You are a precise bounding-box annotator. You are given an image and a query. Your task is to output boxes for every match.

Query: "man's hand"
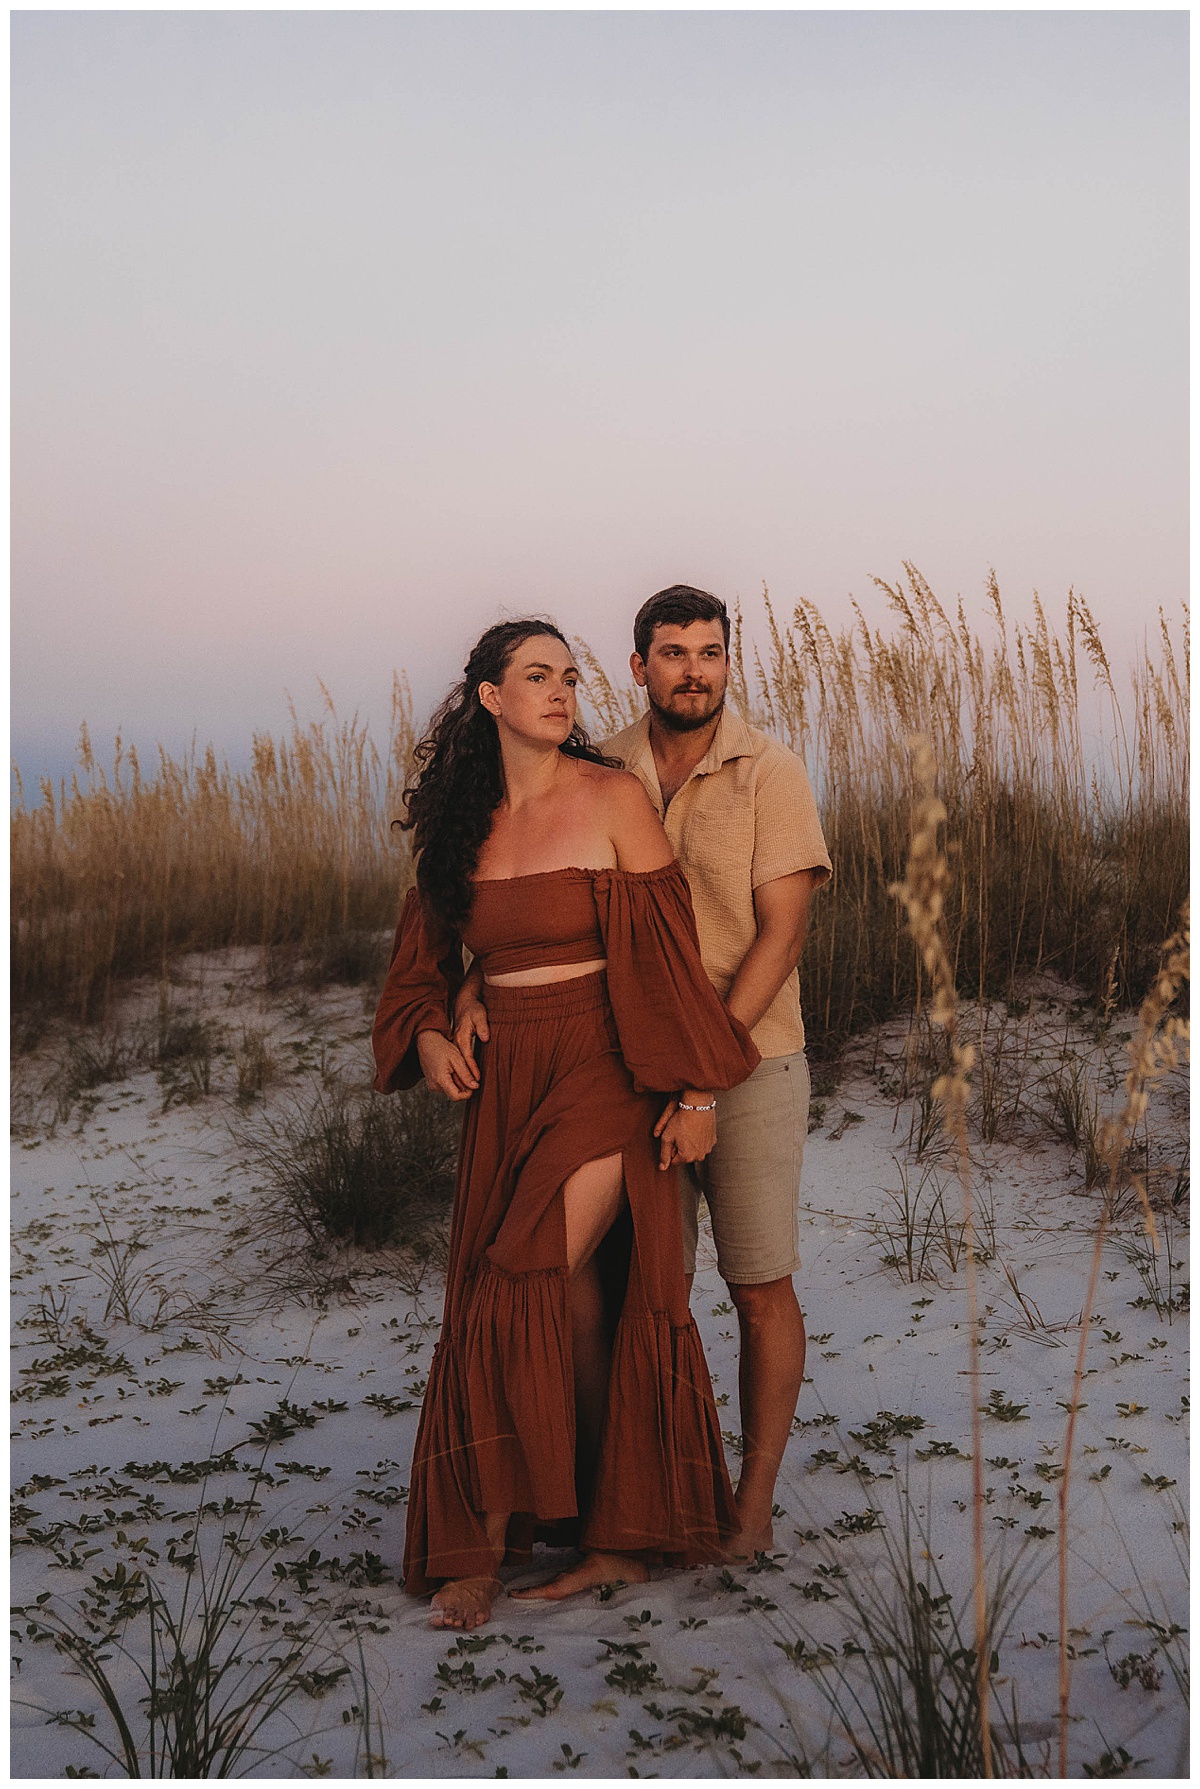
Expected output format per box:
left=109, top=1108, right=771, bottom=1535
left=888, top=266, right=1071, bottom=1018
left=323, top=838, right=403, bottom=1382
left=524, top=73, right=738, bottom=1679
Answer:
left=654, top=1092, right=717, bottom=1170
left=417, top=1029, right=479, bottom=1101
left=453, top=965, right=490, bottom=1059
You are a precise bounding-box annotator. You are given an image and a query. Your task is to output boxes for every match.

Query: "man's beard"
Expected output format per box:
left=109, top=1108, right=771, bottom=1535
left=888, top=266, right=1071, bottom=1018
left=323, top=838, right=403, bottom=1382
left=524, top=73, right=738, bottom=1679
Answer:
left=647, top=688, right=726, bottom=734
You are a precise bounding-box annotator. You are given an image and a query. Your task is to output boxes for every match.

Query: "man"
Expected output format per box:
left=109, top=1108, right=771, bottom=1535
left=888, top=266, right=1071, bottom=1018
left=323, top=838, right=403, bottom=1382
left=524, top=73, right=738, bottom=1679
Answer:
left=608, top=585, right=831, bottom=1555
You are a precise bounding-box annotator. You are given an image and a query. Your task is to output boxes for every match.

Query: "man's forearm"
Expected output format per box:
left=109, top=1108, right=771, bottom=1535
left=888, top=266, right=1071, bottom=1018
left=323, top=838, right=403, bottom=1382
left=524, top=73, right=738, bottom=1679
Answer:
left=455, top=958, right=485, bottom=1015
left=724, top=923, right=809, bottom=1035
left=722, top=869, right=817, bottom=1036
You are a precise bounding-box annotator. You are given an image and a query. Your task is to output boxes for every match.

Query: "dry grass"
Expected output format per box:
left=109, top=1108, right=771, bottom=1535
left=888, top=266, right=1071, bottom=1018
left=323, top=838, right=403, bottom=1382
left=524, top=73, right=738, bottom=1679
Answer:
left=241, top=1077, right=460, bottom=1253
left=887, top=733, right=992, bottom=1775
left=1055, top=904, right=1190, bottom=1774
left=12, top=573, right=1188, bottom=1052
left=886, top=737, right=1189, bottom=1778
left=11, top=679, right=417, bottom=1027
left=586, top=568, right=1188, bottom=1056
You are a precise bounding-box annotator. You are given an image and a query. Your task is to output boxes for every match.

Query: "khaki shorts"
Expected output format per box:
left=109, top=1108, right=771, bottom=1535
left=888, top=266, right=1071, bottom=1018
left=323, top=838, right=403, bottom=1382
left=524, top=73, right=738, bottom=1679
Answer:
left=680, top=1051, right=809, bottom=1285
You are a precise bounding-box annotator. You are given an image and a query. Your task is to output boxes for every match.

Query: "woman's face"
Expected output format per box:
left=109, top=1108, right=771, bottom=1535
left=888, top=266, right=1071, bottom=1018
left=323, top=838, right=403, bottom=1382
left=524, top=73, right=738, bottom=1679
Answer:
left=478, top=633, right=579, bottom=745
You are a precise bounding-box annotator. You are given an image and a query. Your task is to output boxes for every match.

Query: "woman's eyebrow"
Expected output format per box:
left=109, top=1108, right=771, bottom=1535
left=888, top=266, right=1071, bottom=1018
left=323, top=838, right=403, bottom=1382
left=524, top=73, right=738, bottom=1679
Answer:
left=524, top=661, right=579, bottom=675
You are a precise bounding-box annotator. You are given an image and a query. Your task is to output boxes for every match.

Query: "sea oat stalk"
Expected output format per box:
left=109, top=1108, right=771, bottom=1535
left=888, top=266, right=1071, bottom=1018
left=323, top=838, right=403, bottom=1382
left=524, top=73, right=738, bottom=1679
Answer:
left=1056, top=903, right=1190, bottom=1776
left=888, top=733, right=992, bottom=1777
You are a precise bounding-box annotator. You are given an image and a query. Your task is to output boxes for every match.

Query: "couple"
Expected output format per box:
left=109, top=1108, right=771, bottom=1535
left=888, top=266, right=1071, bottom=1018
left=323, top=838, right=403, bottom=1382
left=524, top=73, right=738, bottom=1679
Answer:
left=372, top=585, right=831, bottom=1630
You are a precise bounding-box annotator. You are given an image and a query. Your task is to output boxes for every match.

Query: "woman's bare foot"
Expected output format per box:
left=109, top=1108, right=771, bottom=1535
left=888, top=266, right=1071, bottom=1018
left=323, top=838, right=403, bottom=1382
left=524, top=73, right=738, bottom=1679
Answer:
left=723, top=1518, right=773, bottom=1562
left=429, top=1576, right=503, bottom=1630
left=511, top=1551, right=650, bottom=1602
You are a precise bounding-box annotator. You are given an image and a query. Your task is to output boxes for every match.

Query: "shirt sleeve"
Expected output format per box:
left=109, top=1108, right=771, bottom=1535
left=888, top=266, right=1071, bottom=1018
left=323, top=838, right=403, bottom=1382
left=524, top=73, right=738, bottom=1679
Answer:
left=750, top=747, right=833, bottom=890
left=371, top=887, right=465, bottom=1093
left=593, top=863, right=760, bottom=1094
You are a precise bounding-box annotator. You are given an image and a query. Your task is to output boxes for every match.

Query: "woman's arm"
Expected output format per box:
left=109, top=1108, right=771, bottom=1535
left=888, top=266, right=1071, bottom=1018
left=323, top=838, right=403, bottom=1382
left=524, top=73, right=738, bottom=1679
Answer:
left=606, top=773, right=720, bottom=1163
left=372, top=887, right=468, bottom=1094
left=603, top=773, right=718, bottom=1158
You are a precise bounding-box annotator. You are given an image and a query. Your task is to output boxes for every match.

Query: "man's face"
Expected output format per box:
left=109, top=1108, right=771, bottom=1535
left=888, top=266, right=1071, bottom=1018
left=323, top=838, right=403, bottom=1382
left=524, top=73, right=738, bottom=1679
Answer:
left=631, top=619, right=729, bottom=733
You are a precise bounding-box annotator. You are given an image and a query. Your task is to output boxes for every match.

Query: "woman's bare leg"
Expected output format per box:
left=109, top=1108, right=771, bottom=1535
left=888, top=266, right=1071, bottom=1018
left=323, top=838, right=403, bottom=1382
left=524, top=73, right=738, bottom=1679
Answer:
left=570, top=1252, right=609, bottom=1492
left=512, top=1153, right=650, bottom=1602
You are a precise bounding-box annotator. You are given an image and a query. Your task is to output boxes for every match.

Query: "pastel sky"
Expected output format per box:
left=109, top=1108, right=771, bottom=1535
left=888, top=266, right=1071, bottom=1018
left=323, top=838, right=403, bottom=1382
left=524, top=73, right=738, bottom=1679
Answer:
left=12, top=10, right=1188, bottom=784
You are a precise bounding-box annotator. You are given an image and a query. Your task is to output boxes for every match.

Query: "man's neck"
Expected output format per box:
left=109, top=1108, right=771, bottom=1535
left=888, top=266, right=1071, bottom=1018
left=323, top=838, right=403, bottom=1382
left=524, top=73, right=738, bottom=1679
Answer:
left=647, top=707, right=723, bottom=809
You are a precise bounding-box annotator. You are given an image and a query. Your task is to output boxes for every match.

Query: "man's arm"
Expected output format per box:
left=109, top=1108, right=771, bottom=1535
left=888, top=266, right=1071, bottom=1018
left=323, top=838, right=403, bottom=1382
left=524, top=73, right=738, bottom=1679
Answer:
left=724, top=868, right=819, bottom=1034
left=452, top=960, right=489, bottom=1060
left=656, top=867, right=820, bottom=1167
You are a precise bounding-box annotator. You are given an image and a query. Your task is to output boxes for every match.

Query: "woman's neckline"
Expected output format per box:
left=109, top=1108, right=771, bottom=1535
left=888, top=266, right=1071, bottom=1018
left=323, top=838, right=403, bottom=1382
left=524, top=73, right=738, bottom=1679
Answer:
left=472, top=862, right=678, bottom=887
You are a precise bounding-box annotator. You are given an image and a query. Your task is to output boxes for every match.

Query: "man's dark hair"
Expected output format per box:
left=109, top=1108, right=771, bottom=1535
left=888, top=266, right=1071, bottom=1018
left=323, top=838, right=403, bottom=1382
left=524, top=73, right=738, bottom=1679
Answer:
left=633, top=585, right=730, bottom=662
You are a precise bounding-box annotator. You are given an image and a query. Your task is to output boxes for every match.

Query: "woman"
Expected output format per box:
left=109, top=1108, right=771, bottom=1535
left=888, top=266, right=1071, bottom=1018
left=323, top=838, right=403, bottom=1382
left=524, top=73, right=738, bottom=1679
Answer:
left=372, top=618, right=759, bottom=1630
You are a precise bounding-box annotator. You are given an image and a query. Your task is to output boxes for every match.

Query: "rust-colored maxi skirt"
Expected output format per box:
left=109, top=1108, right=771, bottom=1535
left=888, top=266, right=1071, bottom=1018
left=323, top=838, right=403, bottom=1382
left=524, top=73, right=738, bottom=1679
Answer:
left=403, top=968, right=739, bottom=1594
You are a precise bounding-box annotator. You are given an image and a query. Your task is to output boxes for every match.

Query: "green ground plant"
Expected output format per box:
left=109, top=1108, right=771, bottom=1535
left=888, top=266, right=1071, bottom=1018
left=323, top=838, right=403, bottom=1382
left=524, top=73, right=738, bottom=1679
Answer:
left=12, top=1459, right=364, bottom=1778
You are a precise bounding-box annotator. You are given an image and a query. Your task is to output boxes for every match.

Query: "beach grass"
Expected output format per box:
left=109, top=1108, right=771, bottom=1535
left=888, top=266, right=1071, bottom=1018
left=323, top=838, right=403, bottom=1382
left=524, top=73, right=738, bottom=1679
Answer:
left=13, top=572, right=1185, bottom=1062
left=586, top=568, right=1188, bottom=1056
left=11, top=678, right=418, bottom=1028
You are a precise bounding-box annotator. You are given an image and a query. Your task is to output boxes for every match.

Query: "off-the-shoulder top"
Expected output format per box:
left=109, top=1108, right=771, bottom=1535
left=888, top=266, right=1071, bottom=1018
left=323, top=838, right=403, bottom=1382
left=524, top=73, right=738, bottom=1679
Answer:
left=371, top=862, right=760, bottom=1096
left=464, top=870, right=604, bottom=977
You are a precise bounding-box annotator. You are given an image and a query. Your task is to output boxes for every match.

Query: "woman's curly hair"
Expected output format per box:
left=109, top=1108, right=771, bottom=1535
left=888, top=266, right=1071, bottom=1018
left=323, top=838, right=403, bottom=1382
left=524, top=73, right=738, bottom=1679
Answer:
left=401, top=618, right=617, bottom=931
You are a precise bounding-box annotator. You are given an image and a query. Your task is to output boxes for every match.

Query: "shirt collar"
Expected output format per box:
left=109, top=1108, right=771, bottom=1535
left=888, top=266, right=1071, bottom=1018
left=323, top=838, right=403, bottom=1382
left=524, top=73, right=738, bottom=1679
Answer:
left=694, top=706, right=754, bottom=776
left=623, top=705, right=753, bottom=782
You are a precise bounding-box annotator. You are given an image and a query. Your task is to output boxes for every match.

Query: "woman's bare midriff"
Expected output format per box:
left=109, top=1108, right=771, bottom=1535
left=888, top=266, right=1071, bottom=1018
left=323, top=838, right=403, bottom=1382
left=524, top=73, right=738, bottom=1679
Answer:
left=484, top=958, right=607, bottom=988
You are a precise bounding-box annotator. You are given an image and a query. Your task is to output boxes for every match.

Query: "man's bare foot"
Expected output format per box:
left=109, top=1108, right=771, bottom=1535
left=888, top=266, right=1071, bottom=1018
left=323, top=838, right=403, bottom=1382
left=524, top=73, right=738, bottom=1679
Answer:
left=510, top=1551, right=650, bottom=1602
left=429, top=1576, right=503, bottom=1629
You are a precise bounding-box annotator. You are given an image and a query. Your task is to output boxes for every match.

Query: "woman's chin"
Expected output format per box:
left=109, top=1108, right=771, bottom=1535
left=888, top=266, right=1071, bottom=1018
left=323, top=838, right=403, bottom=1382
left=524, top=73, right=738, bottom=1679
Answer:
left=502, top=716, right=575, bottom=748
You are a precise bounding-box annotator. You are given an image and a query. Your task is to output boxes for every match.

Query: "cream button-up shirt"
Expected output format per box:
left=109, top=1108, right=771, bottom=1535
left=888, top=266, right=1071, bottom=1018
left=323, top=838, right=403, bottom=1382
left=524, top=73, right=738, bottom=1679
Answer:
left=606, top=708, right=832, bottom=1058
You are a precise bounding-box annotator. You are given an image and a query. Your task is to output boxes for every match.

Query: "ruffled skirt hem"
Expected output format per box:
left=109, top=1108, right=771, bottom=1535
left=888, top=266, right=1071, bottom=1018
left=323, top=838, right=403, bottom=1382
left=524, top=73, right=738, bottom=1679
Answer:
left=402, top=1264, right=738, bottom=1594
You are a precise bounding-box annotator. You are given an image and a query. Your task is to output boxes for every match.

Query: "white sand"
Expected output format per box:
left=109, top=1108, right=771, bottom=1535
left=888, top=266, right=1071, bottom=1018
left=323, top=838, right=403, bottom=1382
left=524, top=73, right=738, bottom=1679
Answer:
left=11, top=955, right=1188, bottom=1778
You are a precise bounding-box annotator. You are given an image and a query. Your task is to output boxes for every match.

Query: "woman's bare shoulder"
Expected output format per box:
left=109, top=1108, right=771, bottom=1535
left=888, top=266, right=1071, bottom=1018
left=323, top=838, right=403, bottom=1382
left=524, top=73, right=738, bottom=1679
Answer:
left=571, top=759, right=645, bottom=804
left=582, top=765, right=673, bottom=871
left=572, top=758, right=634, bottom=786
left=575, top=760, right=655, bottom=811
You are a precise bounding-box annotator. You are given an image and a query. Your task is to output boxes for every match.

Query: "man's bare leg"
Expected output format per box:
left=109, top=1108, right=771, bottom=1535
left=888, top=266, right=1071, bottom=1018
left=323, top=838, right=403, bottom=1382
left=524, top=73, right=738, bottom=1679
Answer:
left=512, top=1154, right=649, bottom=1602
left=430, top=1509, right=509, bottom=1629
left=727, top=1275, right=806, bottom=1555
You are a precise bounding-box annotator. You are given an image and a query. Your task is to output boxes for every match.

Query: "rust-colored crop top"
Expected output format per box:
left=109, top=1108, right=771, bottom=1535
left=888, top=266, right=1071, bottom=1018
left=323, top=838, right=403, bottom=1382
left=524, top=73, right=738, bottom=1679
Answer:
left=463, top=869, right=606, bottom=977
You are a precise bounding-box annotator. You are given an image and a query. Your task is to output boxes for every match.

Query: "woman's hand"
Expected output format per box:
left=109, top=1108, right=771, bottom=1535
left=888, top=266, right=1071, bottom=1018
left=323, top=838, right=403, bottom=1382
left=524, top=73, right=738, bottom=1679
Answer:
left=654, top=1093, right=717, bottom=1170
left=453, top=967, right=490, bottom=1059
left=417, top=1029, right=479, bottom=1101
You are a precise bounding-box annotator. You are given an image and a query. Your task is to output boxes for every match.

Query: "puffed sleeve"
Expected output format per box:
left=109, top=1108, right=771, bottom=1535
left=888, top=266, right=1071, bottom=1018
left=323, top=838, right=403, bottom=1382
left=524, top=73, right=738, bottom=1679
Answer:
left=593, top=862, right=760, bottom=1094
left=371, top=887, right=465, bottom=1093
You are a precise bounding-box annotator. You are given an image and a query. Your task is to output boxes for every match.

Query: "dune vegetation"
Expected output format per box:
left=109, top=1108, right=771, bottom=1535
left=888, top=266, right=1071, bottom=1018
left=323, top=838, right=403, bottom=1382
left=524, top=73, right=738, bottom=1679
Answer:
left=11, top=568, right=1189, bottom=1052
